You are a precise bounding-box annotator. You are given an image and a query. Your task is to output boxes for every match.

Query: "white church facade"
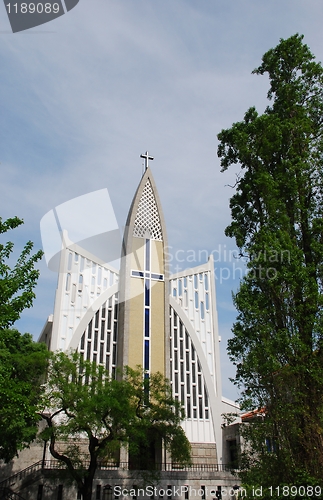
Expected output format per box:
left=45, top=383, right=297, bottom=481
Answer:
left=0, top=153, right=241, bottom=499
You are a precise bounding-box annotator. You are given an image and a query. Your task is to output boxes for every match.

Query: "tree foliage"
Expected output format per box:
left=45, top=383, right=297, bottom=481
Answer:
left=0, top=216, right=43, bottom=329
left=0, top=328, right=48, bottom=462
left=0, top=216, right=47, bottom=462
left=39, top=353, right=191, bottom=500
left=124, top=366, right=191, bottom=469
left=217, top=34, right=323, bottom=488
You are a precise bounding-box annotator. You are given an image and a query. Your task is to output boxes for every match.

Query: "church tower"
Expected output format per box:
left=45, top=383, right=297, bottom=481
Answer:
left=118, top=153, right=169, bottom=378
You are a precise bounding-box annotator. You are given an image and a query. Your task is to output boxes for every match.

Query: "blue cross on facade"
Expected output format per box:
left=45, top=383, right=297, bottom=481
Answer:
left=131, top=238, right=164, bottom=373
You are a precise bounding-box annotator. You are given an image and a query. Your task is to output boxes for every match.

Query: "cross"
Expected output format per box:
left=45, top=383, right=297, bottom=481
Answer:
left=140, top=151, right=154, bottom=170
left=131, top=240, right=164, bottom=373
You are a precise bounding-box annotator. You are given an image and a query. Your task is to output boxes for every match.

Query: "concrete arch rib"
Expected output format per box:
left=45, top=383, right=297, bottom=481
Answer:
left=169, top=296, right=222, bottom=457
left=67, top=284, right=119, bottom=351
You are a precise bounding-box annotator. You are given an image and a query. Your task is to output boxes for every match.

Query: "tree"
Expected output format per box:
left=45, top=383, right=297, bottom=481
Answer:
left=217, top=34, right=323, bottom=489
left=0, top=216, right=43, bottom=328
left=0, top=216, right=47, bottom=462
left=39, top=353, right=191, bottom=500
left=124, top=366, right=191, bottom=470
left=0, top=329, right=48, bottom=462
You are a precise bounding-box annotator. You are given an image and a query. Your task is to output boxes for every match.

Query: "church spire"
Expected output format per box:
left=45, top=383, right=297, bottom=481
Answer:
left=117, top=154, right=169, bottom=378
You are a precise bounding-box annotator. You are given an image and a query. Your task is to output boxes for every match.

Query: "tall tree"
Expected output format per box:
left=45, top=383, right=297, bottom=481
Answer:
left=0, top=216, right=43, bottom=328
left=217, top=34, right=323, bottom=487
left=39, top=353, right=190, bottom=500
left=0, top=216, right=47, bottom=461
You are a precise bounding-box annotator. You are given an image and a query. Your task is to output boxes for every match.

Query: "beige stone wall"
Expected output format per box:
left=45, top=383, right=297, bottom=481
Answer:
left=128, top=237, right=145, bottom=368
left=128, top=281, right=144, bottom=368
left=152, top=240, right=164, bottom=274
left=126, top=238, right=166, bottom=375
left=190, top=443, right=217, bottom=465
left=131, top=238, right=145, bottom=271
left=0, top=440, right=44, bottom=482
left=151, top=281, right=165, bottom=375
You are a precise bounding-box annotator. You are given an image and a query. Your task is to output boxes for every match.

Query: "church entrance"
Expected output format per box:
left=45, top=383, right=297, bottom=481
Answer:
left=129, top=432, right=162, bottom=470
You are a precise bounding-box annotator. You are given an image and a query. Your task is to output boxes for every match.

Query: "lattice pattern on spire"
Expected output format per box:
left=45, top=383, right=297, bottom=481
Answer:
left=133, top=180, right=163, bottom=240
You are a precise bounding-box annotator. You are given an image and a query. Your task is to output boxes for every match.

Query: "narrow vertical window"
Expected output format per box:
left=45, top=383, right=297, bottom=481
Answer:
left=78, top=274, right=83, bottom=292
left=173, top=329, right=177, bottom=348
left=71, top=284, right=76, bottom=303
left=145, top=239, right=150, bottom=271
left=204, top=387, right=209, bottom=407
left=178, top=279, right=182, bottom=296
left=200, top=301, right=205, bottom=320
left=145, top=309, right=150, bottom=337
left=144, top=340, right=150, bottom=370
left=199, top=398, right=203, bottom=419
left=187, top=396, right=191, bottom=418
left=100, top=343, right=104, bottom=364
left=88, top=320, right=92, bottom=339
left=145, top=279, right=150, bottom=306
left=181, top=384, right=185, bottom=404
left=113, top=321, right=118, bottom=342
left=186, top=374, right=190, bottom=393
left=87, top=341, right=91, bottom=361
left=101, top=321, right=105, bottom=340
left=67, top=253, right=72, bottom=271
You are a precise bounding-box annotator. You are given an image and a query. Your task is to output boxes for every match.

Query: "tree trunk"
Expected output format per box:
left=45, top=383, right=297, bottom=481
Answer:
left=81, top=478, right=94, bottom=500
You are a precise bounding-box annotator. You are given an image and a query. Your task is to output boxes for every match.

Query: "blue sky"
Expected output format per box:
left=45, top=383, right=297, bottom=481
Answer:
left=1, top=0, right=323, bottom=400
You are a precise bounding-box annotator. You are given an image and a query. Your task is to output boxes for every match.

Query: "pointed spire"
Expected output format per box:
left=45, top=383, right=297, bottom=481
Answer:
left=133, top=179, right=163, bottom=240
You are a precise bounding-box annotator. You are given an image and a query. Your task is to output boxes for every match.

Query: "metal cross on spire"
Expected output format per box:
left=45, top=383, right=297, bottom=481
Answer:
left=140, top=151, right=154, bottom=170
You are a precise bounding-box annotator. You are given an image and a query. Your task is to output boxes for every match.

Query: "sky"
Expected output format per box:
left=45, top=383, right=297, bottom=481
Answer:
left=1, top=0, right=323, bottom=401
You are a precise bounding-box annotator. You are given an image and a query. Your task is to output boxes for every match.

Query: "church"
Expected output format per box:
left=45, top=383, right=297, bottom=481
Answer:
left=0, top=153, right=241, bottom=499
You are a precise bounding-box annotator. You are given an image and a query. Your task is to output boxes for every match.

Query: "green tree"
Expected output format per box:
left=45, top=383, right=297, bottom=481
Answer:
left=0, top=329, right=48, bottom=462
left=217, top=34, right=323, bottom=489
left=124, top=366, right=191, bottom=470
left=0, top=216, right=47, bottom=462
left=39, top=353, right=191, bottom=500
left=0, top=216, right=43, bottom=328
